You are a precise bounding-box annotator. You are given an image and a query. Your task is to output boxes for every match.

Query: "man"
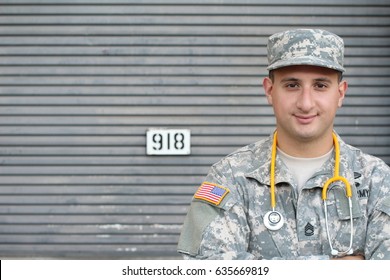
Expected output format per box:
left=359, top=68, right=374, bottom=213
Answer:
left=177, top=29, right=390, bottom=260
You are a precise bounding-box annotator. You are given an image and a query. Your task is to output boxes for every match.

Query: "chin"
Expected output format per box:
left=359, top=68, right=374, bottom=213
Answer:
left=292, top=129, right=320, bottom=141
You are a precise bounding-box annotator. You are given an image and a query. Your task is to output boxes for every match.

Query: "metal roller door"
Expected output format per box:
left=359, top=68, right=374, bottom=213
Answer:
left=0, top=0, right=389, bottom=259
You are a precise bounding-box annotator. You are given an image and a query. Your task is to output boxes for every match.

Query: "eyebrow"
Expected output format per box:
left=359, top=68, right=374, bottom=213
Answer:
left=313, top=77, right=333, bottom=83
left=280, top=77, right=300, bottom=83
left=280, top=77, right=333, bottom=83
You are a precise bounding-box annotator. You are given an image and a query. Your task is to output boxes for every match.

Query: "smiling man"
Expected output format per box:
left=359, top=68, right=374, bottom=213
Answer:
left=177, top=29, right=390, bottom=260
left=263, top=65, right=346, bottom=158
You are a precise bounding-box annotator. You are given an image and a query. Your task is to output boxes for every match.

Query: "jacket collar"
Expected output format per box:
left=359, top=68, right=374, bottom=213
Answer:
left=244, top=132, right=357, bottom=188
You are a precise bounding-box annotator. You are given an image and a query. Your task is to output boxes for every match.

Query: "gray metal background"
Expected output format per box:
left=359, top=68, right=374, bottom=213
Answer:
left=0, top=0, right=389, bottom=259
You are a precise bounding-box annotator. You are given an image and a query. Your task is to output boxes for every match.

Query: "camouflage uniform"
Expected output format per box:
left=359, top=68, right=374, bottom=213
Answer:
left=177, top=134, right=390, bottom=259
left=177, top=29, right=390, bottom=259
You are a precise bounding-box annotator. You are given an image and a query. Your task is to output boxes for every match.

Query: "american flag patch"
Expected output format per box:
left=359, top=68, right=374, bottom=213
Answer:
left=194, top=182, right=229, bottom=205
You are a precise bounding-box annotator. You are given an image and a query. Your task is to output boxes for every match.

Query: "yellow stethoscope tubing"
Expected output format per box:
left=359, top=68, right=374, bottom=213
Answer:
left=270, top=131, right=278, bottom=210
left=270, top=131, right=353, bottom=205
left=321, top=133, right=354, bottom=256
left=322, top=133, right=352, bottom=199
left=270, top=131, right=354, bottom=256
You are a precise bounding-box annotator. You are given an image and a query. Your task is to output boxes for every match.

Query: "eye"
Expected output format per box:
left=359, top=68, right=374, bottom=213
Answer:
left=314, top=82, right=328, bottom=89
left=285, top=82, right=300, bottom=89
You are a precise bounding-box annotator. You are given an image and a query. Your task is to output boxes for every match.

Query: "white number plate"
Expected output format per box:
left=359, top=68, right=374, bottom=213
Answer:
left=146, top=129, right=191, bottom=155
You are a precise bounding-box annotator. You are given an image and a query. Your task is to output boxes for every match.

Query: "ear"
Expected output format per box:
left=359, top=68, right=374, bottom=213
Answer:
left=263, top=77, right=274, bottom=105
left=337, top=80, right=348, bottom=107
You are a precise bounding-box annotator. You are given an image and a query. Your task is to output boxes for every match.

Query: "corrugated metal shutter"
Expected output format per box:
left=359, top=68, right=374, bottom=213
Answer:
left=0, top=0, right=389, bottom=259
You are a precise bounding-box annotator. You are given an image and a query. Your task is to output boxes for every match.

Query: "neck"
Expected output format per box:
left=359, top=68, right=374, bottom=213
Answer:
left=275, top=131, right=334, bottom=158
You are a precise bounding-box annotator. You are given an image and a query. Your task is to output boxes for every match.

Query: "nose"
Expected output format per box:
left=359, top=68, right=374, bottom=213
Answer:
left=296, top=86, right=315, bottom=112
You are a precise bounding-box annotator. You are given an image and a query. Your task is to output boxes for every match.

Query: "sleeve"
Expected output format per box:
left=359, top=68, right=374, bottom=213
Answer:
left=365, top=197, right=390, bottom=259
left=177, top=199, right=330, bottom=260
left=365, top=173, right=390, bottom=260
left=177, top=200, right=255, bottom=260
left=177, top=163, right=256, bottom=260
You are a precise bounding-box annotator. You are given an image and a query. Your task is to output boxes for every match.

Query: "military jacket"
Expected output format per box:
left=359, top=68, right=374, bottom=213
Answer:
left=177, top=134, right=390, bottom=260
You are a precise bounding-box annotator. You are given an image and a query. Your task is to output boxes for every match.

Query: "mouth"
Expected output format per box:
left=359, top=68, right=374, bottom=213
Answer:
left=294, top=114, right=317, bottom=124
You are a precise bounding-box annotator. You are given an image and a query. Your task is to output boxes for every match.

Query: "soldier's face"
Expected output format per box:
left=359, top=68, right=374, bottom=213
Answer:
left=263, top=65, right=347, bottom=149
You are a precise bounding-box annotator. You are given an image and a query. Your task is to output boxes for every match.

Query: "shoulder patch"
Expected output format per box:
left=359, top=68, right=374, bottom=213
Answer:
left=194, top=182, right=230, bottom=206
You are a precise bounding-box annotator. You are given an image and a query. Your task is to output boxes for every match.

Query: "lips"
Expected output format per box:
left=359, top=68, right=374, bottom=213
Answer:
left=294, top=114, right=317, bottom=124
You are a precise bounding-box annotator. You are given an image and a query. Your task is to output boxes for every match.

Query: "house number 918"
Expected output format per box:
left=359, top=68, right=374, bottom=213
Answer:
left=146, top=129, right=191, bottom=155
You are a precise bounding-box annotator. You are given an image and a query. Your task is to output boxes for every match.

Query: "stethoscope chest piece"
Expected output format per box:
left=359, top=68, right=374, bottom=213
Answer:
left=264, top=210, right=284, bottom=231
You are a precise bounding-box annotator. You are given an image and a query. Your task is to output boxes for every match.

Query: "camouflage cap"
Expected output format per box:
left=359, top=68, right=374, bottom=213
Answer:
left=267, top=29, right=345, bottom=72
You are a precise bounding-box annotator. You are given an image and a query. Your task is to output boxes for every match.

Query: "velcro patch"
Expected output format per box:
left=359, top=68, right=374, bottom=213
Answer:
left=194, top=182, right=229, bottom=206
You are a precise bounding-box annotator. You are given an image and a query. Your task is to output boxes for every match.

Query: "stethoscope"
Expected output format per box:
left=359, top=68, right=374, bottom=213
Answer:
left=263, top=131, right=354, bottom=257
